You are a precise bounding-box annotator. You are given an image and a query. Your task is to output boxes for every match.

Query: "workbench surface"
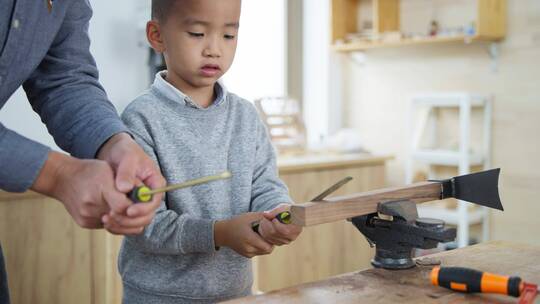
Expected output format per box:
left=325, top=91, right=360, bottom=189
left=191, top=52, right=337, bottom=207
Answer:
left=229, top=241, right=540, bottom=303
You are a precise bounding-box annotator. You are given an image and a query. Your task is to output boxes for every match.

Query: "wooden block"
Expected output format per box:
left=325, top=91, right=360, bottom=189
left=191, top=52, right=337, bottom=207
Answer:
left=290, top=181, right=442, bottom=226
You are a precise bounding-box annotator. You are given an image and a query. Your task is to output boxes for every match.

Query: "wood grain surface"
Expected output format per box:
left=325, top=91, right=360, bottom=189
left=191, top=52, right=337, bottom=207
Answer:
left=290, top=181, right=442, bottom=226
left=230, top=241, right=540, bottom=304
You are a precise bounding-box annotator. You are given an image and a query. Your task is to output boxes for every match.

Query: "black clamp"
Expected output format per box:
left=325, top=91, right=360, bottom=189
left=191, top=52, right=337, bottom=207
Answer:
left=351, top=200, right=456, bottom=270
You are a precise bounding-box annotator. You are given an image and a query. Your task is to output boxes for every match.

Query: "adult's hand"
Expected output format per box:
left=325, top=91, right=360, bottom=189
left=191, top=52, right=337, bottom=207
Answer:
left=97, top=133, right=166, bottom=235
left=31, top=151, right=130, bottom=229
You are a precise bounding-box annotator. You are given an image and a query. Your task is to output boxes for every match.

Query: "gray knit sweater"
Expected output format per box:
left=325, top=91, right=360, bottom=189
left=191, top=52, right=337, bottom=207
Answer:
left=118, top=79, right=291, bottom=303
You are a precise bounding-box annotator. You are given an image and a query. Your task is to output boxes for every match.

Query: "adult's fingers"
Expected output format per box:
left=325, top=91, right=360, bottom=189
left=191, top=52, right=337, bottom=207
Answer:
left=109, top=211, right=154, bottom=228
left=102, top=214, right=145, bottom=235
left=126, top=196, right=161, bottom=217
left=139, top=164, right=166, bottom=190
left=102, top=185, right=132, bottom=214
left=114, top=156, right=137, bottom=193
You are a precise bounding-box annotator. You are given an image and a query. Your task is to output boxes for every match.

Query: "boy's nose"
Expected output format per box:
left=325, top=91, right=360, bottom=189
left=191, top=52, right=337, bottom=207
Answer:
left=203, top=41, right=221, bottom=58
left=203, top=48, right=220, bottom=58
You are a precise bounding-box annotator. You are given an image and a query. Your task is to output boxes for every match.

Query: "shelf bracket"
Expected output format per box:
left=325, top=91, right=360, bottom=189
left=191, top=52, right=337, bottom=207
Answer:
left=487, top=42, right=499, bottom=73
left=350, top=51, right=367, bottom=65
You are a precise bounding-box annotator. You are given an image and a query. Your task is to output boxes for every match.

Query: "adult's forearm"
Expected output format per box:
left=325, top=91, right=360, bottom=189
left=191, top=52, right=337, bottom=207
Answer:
left=0, top=124, right=50, bottom=192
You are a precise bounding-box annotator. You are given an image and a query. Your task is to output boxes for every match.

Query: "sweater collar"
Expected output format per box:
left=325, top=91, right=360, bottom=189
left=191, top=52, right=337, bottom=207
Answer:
left=153, top=71, right=227, bottom=109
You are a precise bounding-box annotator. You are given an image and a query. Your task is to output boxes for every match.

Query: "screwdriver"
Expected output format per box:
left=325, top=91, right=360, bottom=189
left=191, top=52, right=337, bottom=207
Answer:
left=431, top=266, right=539, bottom=301
left=128, top=171, right=232, bottom=203
left=251, top=176, right=353, bottom=233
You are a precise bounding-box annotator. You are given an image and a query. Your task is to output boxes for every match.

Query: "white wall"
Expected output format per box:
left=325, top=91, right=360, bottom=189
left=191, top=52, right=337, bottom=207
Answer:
left=0, top=1, right=149, bottom=151
left=0, top=0, right=287, bottom=153
left=223, top=0, right=286, bottom=102
left=302, top=0, right=331, bottom=145
left=341, top=0, right=540, bottom=244
left=301, top=0, right=346, bottom=147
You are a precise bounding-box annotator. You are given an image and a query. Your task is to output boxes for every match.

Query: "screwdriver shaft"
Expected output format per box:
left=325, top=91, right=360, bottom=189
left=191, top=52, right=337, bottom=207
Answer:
left=146, top=171, right=232, bottom=195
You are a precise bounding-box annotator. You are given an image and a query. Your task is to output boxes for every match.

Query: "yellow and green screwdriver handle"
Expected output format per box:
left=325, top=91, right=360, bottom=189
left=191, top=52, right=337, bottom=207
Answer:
left=251, top=211, right=292, bottom=233
left=128, top=171, right=232, bottom=203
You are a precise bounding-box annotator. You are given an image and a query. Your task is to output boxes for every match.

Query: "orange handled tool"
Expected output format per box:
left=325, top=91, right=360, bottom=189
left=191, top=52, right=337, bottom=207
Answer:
left=431, top=266, right=539, bottom=304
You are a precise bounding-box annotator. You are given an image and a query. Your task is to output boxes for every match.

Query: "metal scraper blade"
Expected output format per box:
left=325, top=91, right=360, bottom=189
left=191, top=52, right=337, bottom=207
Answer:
left=450, top=168, right=503, bottom=211
left=311, top=176, right=353, bottom=202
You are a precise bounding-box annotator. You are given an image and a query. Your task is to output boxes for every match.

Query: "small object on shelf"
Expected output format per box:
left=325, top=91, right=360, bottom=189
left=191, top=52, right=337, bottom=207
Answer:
left=345, top=31, right=377, bottom=43
left=465, top=21, right=476, bottom=36
left=381, top=31, right=402, bottom=43
left=429, top=20, right=439, bottom=36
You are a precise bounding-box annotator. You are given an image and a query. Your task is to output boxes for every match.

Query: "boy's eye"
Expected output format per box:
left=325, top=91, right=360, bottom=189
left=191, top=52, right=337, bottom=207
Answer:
left=224, top=34, right=236, bottom=40
left=187, top=32, right=204, bottom=38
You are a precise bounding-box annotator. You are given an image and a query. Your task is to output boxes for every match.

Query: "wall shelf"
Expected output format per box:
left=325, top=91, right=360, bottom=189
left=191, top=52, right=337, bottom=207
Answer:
left=331, top=0, right=506, bottom=52
left=333, top=34, right=502, bottom=52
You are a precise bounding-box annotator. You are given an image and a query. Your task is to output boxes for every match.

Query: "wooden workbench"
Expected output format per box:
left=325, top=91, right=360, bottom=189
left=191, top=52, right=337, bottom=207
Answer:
left=230, top=241, right=540, bottom=303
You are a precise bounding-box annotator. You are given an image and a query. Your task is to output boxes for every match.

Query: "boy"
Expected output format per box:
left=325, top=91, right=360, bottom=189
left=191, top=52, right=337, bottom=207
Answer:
left=116, top=0, right=302, bottom=303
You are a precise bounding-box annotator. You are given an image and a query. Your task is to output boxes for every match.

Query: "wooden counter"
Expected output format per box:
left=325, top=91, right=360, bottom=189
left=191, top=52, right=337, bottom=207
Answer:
left=0, top=192, right=122, bottom=304
left=0, top=153, right=390, bottom=304
left=231, top=241, right=540, bottom=303
left=277, top=153, right=391, bottom=174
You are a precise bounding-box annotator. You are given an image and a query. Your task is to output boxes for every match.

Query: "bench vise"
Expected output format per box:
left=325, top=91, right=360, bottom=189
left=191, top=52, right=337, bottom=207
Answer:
left=351, top=200, right=456, bottom=270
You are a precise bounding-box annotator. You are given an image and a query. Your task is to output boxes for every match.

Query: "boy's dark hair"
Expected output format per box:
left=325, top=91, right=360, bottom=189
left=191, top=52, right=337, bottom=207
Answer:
left=151, top=0, right=177, bottom=21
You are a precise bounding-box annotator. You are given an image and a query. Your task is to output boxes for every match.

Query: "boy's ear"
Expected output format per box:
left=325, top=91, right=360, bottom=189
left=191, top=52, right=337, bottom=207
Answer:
left=147, top=20, right=165, bottom=53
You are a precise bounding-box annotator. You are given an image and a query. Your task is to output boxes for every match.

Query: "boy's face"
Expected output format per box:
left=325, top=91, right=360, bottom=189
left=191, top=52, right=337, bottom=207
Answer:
left=151, top=0, right=241, bottom=90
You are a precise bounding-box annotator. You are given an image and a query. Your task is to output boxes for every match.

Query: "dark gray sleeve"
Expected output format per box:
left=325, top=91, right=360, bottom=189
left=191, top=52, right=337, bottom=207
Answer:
left=249, top=114, right=292, bottom=212
left=0, top=123, right=50, bottom=192
left=122, top=108, right=217, bottom=255
left=22, top=0, right=128, bottom=160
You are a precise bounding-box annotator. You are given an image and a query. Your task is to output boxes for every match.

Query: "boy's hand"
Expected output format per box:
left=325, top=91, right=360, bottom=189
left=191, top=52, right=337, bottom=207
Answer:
left=258, top=204, right=302, bottom=246
left=214, top=213, right=274, bottom=258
